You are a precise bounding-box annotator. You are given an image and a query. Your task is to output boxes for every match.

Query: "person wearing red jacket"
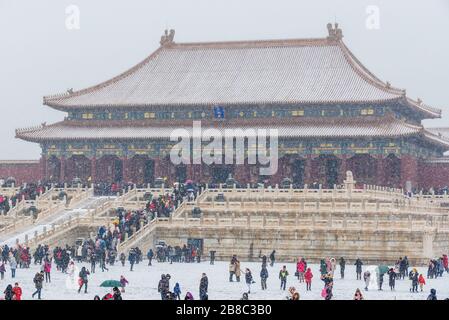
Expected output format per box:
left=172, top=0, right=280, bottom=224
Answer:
left=418, top=274, right=426, bottom=292
left=12, top=283, right=22, bottom=300
left=304, top=268, right=313, bottom=291
left=443, top=254, right=449, bottom=273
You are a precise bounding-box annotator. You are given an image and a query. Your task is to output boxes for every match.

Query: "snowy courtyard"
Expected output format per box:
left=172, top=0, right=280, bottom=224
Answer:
left=1, top=260, right=448, bottom=300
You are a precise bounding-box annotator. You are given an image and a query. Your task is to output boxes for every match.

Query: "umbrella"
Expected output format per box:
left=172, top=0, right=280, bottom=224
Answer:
left=377, top=265, right=389, bottom=275
left=100, top=280, right=122, bottom=288
left=185, top=180, right=193, bottom=184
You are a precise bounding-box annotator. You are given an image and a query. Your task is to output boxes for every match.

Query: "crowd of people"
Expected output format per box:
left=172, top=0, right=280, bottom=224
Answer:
left=0, top=182, right=50, bottom=215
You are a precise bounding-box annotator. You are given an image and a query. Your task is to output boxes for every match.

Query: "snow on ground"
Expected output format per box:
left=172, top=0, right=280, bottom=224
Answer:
left=0, top=196, right=113, bottom=247
left=2, top=260, right=448, bottom=300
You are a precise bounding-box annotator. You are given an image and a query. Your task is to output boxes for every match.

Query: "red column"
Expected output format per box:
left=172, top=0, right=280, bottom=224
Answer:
left=376, top=155, right=384, bottom=187
left=60, top=156, right=66, bottom=183
left=122, top=157, right=129, bottom=183
left=400, top=155, right=418, bottom=191
left=304, top=155, right=312, bottom=185
left=154, top=158, right=162, bottom=179
left=41, top=155, right=47, bottom=182
left=338, top=155, right=347, bottom=184
left=91, top=157, right=96, bottom=184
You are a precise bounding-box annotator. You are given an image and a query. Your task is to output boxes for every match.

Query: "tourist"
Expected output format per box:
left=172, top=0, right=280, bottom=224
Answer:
left=418, top=273, right=426, bottom=292
left=32, top=271, right=44, bottom=299
left=9, top=256, right=17, bottom=278
left=260, top=264, right=268, bottom=290
left=147, top=249, right=154, bottom=266
left=377, top=271, right=384, bottom=291
left=241, top=292, right=249, bottom=300
left=269, top=250, right=276, bottom=267
left=387, top=268, right=396, bottom=291
left=210, top=250, right=216, bottom=265
left=78, top=267, right=90, bottom=294
left=0, top=261, right=5, bottom=280
left=112, top=287, right=122, bottom=300
left=427, top=288, right=437, bottom=300
left=44, top=258, right=51, bottom=283
left=184, top=291, right=194, bottom=300
left=304, top=268, right=313, bottom=291
left=296, top=258, right=306, bottom=282
left=279, top=265, right=289, bottom=291
left=244, top=268, right=254, bottom=294
left=199, top=273, right=208, bottom=300
left=12, top=282, right=22, bottom=300
left=409, top=268, right=419, bottom=293
left=319, top=259, right=328, bottom=275
left=4, top=284, right=13, bottom=300
left=235, top=260, right=241, bottom=282
left=353, top=288, right=363, bottom=300
left=173, top=282, right=181, bottom=300
left=120, top=252, right=126, bottom=267
left=158, top=274, right=169, bottom=300
left=354, top=258, right=363, bottom=280
left=119, top=275, right=129, bottom=293
left=339, top=257, right=346, bottom=279
left=229, top=257, right=236, bottom=282
left=128, top=248, right=137, bottom=271
left=363, top=270, right=371, bottom=291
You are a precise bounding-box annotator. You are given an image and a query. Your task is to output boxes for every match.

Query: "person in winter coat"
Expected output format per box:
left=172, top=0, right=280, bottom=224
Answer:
left=354, top=258, right=363, bottom=280
left=323, top=281, right=333, bottom=300
left=339, top=257, right=346, bottom=279
left=184, top=291, right=194, bottom=300
left=0, top=262, right=5, bottom=280
left=32, top=271, right=44, bottom=299
left=304, top=268, right=313, bottom=291
left=427, top=288, right=437, bottom=300
left=241, top=292, right=249, bottom=300
left=158, top=274, right=170, bottom=300
left=4, top=284, right=13, bottom=300
left=173, top=282, right=181, bottom=300
left=296, top=258, right=306, bottom=282
left=363, top=270, right=371, bottom=291
left=147, top=249, right=154, bottom=266
left=260, top=264, right=268, bottom=290
left=199, top=273, right=208, bottom=300
left=44, top=259, right=51, bottom=283
left=119, top=275, right=129, bottom=293
left=269, top=250, right=276, bottom=267
left=279, top=266, right=289, bottom=291
left=353, top=288, right=363, bottom=300
left=12, top=282, right=22, bottom=300
left=409, top=268, right=419, bottom=293
left=78, top=267, right=90, bottom=294
left=235, top=260, right=241, bottom=282
left=387, top=268, right=396, bottom=291
left=120, top=253, right=126, bottom=267
left=9, top=257, right=17, bottom=278
left=244, top=268, right=254, bottom=294
left=418, top=274, right=426, bottom=292
left=128, top=249, right=136, bottom=271
left=112, top=287, right=122, bottom=300
left=319, top=259, right=327, bottom=275
left=229, top=259, right=236, bottom=282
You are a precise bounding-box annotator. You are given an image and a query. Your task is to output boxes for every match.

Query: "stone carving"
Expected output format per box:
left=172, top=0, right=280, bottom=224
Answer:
left=327, top=22, right=343, bottom=41
left=160, top=29, right=175, bottom=46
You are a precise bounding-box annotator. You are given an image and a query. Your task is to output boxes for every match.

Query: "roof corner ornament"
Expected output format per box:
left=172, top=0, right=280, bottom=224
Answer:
left=160, top=29, right=175, bottom=46
left=417, top=98, right=422, bottom=105
left=401, top=89, right=407, bottom=96
left=385, top=81, right=391, bottom=88
left=67, top=88, right=74, bottom=95
left=41, top=122, right=47, bottom=127
left=327, top=22, right=343, bottom=41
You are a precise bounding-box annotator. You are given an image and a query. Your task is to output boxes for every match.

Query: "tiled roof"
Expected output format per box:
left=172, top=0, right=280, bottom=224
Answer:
left=16, top=118, right=425, bottom=142
left=42, top=27, right=441, bottom=118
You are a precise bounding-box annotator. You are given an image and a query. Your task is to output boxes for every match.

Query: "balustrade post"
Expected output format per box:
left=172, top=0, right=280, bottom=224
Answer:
left=311, top=213, right=315, bottom=227
left=43, top=226, right=47, bottom=236
left=343, top=213, right=347, bottom=228
left=25, top=234, right=29, bottom=246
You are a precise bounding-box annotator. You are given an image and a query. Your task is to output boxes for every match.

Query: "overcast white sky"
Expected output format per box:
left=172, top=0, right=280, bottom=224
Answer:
left=0, top=0, right=448, bottom=159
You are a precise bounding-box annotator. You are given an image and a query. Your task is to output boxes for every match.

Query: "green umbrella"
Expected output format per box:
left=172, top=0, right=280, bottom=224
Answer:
left=100, top=280, right=122, bottom=287
left=377, top=265, right=390, bottom=275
